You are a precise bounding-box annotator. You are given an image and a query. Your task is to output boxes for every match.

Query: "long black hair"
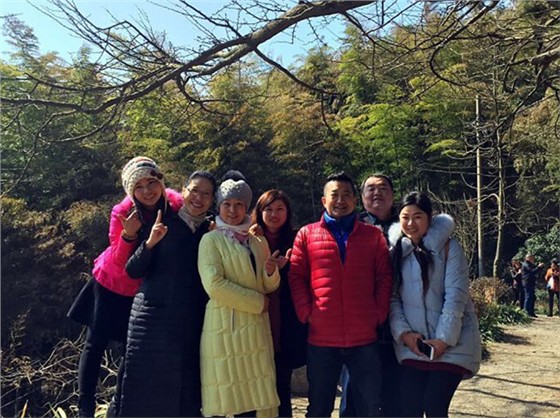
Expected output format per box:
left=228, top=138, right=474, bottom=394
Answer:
left=392, top=191, right=434, bottom=294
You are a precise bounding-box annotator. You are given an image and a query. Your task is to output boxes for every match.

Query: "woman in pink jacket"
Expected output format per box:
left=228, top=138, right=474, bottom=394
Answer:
left=68, top=156, right=183, bottom=417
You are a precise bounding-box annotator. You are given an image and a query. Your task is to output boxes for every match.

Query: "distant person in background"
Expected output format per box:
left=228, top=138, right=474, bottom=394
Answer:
left=545, top=259, right=560, bottom=317
left=67, top=157, right=183, bottom=418
left=251, top=189, right=308, bottom=417
left=119, top=170, right=216, bottom=417
left=198, top=173, right=281, bottom=418
left=521, top=254, right=544, bottom=318
left=509, top=259, right=523, bottom=308
left=340, top=173, right=400, bottom=418
left=389, top=192, right=481, bottom=418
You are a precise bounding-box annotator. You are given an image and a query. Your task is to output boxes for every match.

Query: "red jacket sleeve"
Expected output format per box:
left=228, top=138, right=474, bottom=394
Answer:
left=288, top=226, right=312, bottom=323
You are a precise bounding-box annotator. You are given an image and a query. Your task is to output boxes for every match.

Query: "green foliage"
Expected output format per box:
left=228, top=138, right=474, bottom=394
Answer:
left=477, top=303, right=504, bottom=343
left=510, top=99, right=560, bottom=231
left=2, top=15, right=40, bottom=65
left=515, top=224, right=560, bottom=264
left=338, top=26, right=379, bottom=106
left=337, top=103, right=422, bottom=193
left=297, top=45, right=338, bottom=94
left=1, top=196, right=111, bottom=348
left=495, top=304, right=531, bottom=325
left=425, top=139, right=463, bottom=157
left=263, top=70, right=346, bottom=224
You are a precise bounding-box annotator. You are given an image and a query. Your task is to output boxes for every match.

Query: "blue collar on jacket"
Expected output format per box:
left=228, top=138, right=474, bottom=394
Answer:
left=323, top=212, right=357, bottom=263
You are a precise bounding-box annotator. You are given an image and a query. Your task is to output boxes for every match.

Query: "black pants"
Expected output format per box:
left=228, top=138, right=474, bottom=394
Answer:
left=78, top=329, right=124, bottom=417
left=340, top=342, right=400, bottom=417
left=275, top=352, right=294, bottom=417
left=399, top=366, right=462, bottom=418
left=306, top=343, right=382, bottom=417
left=548, top=289, right=560, bottom=315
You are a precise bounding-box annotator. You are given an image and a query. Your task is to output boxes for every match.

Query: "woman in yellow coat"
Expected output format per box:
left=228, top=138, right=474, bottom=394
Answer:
left=198, top=173, right=281, bottom=418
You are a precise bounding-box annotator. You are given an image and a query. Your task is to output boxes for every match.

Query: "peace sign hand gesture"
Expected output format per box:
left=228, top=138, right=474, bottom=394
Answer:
left=265, top=249, right=292, bottom=276
left=117, top=210, right=142, bottom=239
left=145, top=210, right=168, bottom=250
left=276, top=248, right=292, bottom=270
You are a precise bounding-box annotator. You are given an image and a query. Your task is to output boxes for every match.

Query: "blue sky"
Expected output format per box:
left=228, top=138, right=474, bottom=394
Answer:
left=1, top=0, right=348, bottom=65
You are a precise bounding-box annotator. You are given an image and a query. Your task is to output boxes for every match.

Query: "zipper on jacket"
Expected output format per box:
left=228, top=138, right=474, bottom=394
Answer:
left=231, top=308, right=235, bottom=332
left=419, top=256, right=430, bottom=339
left=422, top=293, right=430, bottom=339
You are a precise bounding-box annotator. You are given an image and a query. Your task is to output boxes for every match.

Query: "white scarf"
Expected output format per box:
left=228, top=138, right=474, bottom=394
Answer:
left=215, top=215, right=252, bottom=246
left=178, top=206, right=207, bottom=233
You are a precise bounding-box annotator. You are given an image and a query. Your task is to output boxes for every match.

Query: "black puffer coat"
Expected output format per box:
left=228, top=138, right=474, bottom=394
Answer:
left=119, top=208, right=210, bottom=417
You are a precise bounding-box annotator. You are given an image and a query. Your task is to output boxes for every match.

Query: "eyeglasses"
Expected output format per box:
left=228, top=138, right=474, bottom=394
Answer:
left=186, top=187, right=213, bottom=200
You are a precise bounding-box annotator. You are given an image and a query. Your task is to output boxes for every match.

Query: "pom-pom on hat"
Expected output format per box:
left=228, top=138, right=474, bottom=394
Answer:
left=217, top=179, right=252, bottom=209
left=121, top=156, right=165, bottom=198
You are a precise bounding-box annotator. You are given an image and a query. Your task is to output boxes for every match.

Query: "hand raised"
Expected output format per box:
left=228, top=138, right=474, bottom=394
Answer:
left=117, top=210, right=142, bottom=238
left=276, top=248, right=292, bottom=270
left=249, top=223, right=263, bottom=236
left=145, top=210, right=168, bottom=250
left=265, top=250, right=281, bottom=276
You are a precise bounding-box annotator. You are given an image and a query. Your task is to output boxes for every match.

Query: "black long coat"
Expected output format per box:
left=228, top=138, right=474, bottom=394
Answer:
left=119, top=208, right=210, bottom=417
left=270, top=231, right=308, bottom=369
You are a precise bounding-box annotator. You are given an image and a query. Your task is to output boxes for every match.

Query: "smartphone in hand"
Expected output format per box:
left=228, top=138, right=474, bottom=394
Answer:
left=417, top=339, right=435, bottom=360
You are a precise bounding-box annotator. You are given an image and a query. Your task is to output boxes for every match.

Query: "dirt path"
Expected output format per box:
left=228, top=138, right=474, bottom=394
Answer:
left=449, top=315, right=560, bottom=417
left=291, top=316, right=560, bottom=417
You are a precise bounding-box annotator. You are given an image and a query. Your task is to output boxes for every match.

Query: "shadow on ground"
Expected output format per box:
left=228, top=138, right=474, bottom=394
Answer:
left=494, top=331, right=530, bottom=345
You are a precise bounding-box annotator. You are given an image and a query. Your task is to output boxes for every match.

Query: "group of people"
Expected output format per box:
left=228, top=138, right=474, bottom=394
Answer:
left=508, top=255, right=559, bottom=317
left=68, top=156, right=482, bottom=418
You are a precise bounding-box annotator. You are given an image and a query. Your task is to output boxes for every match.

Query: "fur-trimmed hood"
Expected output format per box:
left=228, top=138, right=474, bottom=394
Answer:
left=388, top=213, right=455, bottom=256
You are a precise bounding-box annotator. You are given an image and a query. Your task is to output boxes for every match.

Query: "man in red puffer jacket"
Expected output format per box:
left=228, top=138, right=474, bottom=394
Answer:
left=289, top=172, right=393, bottom=417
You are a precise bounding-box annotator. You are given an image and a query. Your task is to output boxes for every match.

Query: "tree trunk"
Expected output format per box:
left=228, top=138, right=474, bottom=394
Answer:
left=493, top=130, right=506, bottom=277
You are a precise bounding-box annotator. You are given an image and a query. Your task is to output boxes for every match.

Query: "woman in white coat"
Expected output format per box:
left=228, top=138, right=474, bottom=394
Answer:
left=198, top=173, right=281, bottom=418
left=389, top=192, right=481, bottom=418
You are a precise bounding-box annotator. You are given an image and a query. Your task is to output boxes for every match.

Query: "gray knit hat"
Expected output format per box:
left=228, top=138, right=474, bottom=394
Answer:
left=216, top=179, right=252, bottom=209
left=121, top=156, right=165, bottom=198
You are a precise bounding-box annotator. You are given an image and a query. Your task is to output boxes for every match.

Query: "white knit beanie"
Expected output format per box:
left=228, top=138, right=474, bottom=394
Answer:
left=216, top=179, right=252, bottom=209
left=121, top=156, right=165, bottom=198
